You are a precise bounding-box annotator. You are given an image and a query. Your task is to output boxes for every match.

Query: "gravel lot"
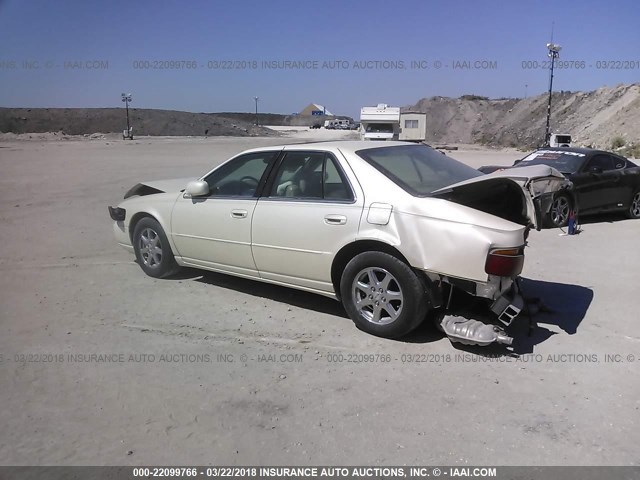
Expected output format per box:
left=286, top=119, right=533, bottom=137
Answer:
left=1, top=133, right=639, bottom=466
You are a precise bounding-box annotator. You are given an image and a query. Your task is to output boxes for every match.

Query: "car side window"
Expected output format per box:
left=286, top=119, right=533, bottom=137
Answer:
left=585, top=154, right=615, bottom=172
left=204, top=152, right=275, bottom=197
left=324, top=156, right=354, bottom=201
left=270, top=152, right=325, bottom=199
left=269, top=152, right=354, bottom=201
left=612, top=156, right=626, bottom=169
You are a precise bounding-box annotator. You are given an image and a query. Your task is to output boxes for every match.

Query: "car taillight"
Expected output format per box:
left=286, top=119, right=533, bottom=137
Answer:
left=485, top=247, right=524, bottom=277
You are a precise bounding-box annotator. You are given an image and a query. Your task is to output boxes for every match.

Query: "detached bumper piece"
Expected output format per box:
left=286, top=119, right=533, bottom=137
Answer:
left=490, top=289, right=524, bottom=326
left=108, top=206, right=126, bottom=222
left=440, top=316, right=513, bottom=346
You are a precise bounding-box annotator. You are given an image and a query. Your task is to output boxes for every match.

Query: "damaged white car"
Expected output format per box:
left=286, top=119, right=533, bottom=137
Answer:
left=108, top=142, right=570, bottom=345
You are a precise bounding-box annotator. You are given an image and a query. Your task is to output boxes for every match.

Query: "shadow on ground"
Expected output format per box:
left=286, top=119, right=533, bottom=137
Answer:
left=403, top=277, right=594, bottom=355
left=508, top=277, right=594, bottom=354
left=168, top=270, right=593, bottom=354
left=447, top=277, right=594, bottom=356
left=190, top=269, right=348, bottom=318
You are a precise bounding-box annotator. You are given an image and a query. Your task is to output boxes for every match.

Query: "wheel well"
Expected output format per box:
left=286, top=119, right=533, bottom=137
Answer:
left=554, top=189, right=577, bottom=211
left=330, top=240, right=410, bottom=299
left=128, top=212, right=157, bottom=243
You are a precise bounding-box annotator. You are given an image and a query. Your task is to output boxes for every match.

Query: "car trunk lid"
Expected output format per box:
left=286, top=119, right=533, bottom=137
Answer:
left=431, top=165, right=572, bottom=230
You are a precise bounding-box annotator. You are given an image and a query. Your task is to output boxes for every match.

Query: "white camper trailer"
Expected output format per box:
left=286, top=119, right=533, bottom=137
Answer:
left=360, top=104, right=400, bottom=140
left=399, top=112, right=427, bottom=142
left=325, top=119, right=351, bottom=129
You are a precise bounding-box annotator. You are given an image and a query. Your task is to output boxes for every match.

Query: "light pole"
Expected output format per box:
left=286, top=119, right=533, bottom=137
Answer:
left=544, top=43, right=561, bottom=146
left=121, top=93, right=132, bottom=139
left=253, top=96, right=259, bottom=126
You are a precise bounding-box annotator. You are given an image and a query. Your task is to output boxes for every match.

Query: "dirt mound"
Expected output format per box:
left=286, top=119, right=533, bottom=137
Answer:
left=0, top=108, right=279, bottom=137
left=405, top=83, right=640, bottom=149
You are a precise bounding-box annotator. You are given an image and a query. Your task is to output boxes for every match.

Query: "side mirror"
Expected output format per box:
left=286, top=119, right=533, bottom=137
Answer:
left=185, top=180, right=209, bottom=197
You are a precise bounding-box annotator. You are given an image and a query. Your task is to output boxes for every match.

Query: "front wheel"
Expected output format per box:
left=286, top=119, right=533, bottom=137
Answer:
left=548, top=193, right=572, bottom=228
left=132, top=217, right=180, bottom=278
left=340, top=252, right=429, bottom=339
left=626, top=190, right=640, bottom=219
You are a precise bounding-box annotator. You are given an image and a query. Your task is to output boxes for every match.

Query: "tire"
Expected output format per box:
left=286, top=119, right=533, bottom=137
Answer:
left=132, top=217, right=180, bottom=278
left=626, top=189, right=640, bottom=219
left=548, top=193, right=572, bottom=228
left=340, top=252, right=429, bottom=339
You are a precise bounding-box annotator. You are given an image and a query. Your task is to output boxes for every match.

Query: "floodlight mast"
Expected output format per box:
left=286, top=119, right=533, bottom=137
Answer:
left=544, top=43, right=561, bottom=146
left=121, top=93, right=132, bottom=138
left=254, top=96, right=259, bottom=126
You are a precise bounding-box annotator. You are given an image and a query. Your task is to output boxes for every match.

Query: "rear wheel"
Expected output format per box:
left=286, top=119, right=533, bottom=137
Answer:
left=340, top=252, right=428, bottom=339
left=548, top=193, right=572, bottom=227
left=627, top=190, right=640, bottom=219
left=132, top=217, right=180, bottom=278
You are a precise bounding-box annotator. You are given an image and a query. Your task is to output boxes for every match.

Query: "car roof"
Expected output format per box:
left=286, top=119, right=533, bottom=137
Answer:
left=534, top=146, right=617, bottom=156
left=240, top=140, right=418, bottom=156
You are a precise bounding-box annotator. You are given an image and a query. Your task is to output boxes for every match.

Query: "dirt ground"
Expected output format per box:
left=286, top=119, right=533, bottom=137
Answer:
left=1, top=132, right=639, bottom=466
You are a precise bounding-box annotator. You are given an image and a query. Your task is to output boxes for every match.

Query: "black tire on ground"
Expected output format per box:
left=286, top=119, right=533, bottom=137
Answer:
left=340, top=251, right=429, bottom=339
left=547, top=193, right=573, bottom=228
left=132, top=217, right=180, bottom=278
left=626, top=189, right=640, bottom=219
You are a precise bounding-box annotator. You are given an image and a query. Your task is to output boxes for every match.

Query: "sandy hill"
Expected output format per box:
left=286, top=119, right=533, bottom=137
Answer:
left=1, top=84, right=637, bottom=150
left=0, top=108, right=352, bottom=137
left=405, top=83, right=640, bottom=150
left=0, top=108, right=279, bottom=137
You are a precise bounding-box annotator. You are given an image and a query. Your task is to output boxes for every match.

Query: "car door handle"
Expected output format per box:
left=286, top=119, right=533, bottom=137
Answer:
left=230, top=209, right=248, bottom=219
left=324, top=214, right=347, bottom=225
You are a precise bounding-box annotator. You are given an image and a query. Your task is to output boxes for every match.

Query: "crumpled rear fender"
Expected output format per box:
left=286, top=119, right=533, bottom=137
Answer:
left=357, top=204, right=526, bottom=283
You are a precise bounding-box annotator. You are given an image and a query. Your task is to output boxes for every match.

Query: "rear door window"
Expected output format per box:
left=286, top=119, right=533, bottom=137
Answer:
left=585, top=155, right=615, bottom=172
left=268, top=152, right=354, bottom=202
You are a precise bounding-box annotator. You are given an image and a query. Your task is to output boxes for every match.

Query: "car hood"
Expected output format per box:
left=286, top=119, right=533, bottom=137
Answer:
left=431, top=165, right=572, bottom=230
left=123, top=177, right=195, bottom=199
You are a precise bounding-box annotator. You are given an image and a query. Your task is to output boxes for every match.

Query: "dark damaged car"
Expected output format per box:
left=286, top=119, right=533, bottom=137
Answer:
left=480, top=147, right=640, bottom=227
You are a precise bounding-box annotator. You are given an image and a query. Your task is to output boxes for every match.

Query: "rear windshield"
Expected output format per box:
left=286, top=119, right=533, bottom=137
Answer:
left=518, top=149, right=586, bottom=174
left=355, top=144, right=483, bottom=196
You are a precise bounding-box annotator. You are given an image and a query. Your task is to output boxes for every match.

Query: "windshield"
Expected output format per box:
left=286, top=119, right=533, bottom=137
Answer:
left=517, top=149, right=586, bottom=174
left=355, top=144, right=483, bottom=196
left=365, top=123, right=394, bottom=133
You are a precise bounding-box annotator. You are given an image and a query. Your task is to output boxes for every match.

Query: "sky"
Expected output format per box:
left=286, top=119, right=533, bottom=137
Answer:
left=1, top=0, right=639, bottom=118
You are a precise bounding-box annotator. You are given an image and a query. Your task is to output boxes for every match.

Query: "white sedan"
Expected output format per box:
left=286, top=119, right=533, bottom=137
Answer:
left=109, top=141, right=569, bottom=344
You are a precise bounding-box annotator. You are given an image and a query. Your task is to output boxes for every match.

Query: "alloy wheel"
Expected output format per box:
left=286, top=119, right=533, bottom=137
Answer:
left=351, top=267, right=404, bottom=325
left=631, top=192, right=640, bottom=218
left=138, top=228, right=163, bottom=268
left=551, top=196, right=570, bottom=226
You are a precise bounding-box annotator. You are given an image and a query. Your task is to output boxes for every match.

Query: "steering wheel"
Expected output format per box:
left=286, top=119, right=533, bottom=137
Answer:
left=240, top=176, right=260, bottom=186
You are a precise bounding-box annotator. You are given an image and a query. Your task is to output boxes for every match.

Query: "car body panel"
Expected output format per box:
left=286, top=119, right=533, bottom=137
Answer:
left=171, top=196, right=261, bottom=278
left=124, top=177, right=195, bottom=199
left=432, top=164, right=571, bottom=230
left=113, top=191, right=183, bottom=253
left=252, top=200, right=363, bottom=292
left=378, top=206, right=525, bottom=283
